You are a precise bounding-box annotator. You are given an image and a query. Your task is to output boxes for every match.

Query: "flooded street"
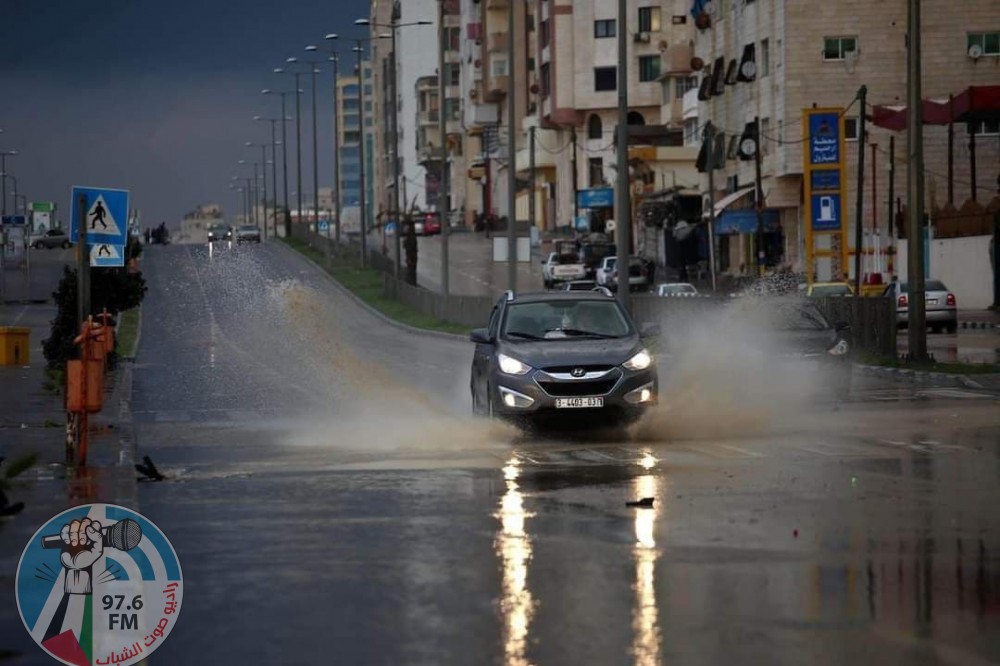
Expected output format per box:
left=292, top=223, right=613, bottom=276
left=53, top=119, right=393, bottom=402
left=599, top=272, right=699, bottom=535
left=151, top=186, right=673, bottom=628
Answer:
left=6, top=243, right=996, bottom=665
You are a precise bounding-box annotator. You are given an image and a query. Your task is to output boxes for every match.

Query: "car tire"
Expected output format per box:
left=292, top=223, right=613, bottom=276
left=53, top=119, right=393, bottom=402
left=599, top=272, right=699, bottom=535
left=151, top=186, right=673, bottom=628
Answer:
left=61, top=241, right=71, bottom=249
left=33, top=241, right=44, bottom=250
left=945, top=322, right=957, bottom=334
left=930, top=323, right=942, bottom=334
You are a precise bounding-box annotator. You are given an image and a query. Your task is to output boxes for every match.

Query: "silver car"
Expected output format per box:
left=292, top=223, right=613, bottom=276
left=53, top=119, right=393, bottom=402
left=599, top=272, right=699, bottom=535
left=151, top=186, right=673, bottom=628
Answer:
left=883, top=279, right=957, bottom=333
left=29, top=228, right=72, bottom=249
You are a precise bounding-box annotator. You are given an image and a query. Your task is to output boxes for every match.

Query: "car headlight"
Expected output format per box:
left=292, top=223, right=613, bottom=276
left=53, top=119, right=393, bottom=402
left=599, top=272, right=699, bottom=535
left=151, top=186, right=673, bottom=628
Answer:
left=498, top=353, right=531, bottom=376
left=623, top=349, right=652, bottom=371
left=828, top=339, right=849, bottom=356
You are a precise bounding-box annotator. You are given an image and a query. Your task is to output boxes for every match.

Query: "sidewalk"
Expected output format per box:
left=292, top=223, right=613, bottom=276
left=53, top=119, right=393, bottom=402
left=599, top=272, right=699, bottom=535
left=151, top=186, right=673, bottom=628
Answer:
left=959, top=309, right=1000, bottom=329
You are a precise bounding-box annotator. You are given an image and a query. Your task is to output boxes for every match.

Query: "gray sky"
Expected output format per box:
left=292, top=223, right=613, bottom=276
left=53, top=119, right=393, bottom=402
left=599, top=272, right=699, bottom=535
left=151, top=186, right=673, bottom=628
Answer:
left=0, top=0, right=371, bottom=226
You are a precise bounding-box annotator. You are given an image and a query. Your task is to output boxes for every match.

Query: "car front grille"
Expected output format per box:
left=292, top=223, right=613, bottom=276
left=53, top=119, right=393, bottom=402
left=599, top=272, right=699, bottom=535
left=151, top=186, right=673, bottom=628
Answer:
left=541, top=364, right=615, bottom=374
left=535, top=368, right=622, bottom=397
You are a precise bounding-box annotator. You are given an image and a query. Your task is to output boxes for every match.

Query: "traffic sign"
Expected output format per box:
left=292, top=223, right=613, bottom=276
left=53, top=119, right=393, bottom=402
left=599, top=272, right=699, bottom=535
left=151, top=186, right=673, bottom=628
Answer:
left=2, top=215, right=27, bottom=225
left=70, top=186, right=129, bottom=246
left=90, top=243, right=125, bottom=268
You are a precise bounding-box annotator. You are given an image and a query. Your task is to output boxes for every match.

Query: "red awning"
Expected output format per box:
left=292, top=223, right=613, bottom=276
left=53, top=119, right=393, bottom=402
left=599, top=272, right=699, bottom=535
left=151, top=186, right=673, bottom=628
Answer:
left=871, top=85, right=1000, bottom=130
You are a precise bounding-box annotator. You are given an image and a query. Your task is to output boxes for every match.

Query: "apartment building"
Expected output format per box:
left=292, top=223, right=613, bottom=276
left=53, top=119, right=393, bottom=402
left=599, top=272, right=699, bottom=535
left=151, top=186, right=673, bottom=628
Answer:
left=336, top=60, right=375, bottom=234
left=694, top=0, right=999, bottom=281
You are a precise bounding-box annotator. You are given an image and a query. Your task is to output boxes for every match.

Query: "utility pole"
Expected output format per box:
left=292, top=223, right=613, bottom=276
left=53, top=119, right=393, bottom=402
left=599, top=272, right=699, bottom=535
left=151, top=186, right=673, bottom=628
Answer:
left=310, top=64, right=321, bottom=239
left=506, top=0, right=517, bottom=292
left=281, top=93, right=291, bottom=238
left=332, top=53, right=342, bottom=244
left=906, top=0, right=927, bottom=360
left=439, top=0, right=450, bottom=296
left=753, top=116, right=765, bottom=277
left=76, top=194, right=89, bottom=325
left=356, top=44, right=369, bottom=268
left=294, top=71, right=303, bottom=238
left=854, top=85, right=868, bottom=295
left=614, top=0, right=631, bottom=312
left=703, top=121, right=718, bottom=292
left=888, top=135, right=895, bottom=275
left=529, top=126, right=536, bottom=232
left=392, top=27, right=402, bottom=278
left=270, top=121, right=278, bottom=240
left=571, top=128, right=579, bottom=224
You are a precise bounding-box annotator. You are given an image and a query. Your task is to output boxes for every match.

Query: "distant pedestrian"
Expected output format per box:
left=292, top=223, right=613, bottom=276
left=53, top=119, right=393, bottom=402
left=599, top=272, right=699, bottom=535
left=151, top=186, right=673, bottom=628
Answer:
left=144, top=228, right=151, bottom=245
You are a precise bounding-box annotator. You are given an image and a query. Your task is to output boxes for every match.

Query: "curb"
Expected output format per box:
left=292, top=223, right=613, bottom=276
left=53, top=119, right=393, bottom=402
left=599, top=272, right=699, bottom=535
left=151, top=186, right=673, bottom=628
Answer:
left=960, top=321, right=999, bottom=330
left=273, top=241, right=468, bottom=343
left=855, top=363, right=985, bottom=390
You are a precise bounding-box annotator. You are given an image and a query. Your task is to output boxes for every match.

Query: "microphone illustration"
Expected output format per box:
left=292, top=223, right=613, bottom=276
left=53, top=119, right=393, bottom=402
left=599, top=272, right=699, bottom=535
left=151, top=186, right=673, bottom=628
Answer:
left=40, top=518, right=143, bottom=552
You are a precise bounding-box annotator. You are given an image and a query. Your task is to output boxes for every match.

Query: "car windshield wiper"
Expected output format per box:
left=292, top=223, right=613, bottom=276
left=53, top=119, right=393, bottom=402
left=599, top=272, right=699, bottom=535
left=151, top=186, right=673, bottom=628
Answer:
left=506, top=331, right=545, bottom=340
left=547, top=328, right=618, bottom=339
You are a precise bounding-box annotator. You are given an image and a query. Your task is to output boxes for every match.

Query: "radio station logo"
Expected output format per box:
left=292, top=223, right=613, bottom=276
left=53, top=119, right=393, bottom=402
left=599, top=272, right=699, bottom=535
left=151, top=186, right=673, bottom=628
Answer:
left=15, top=504, right=183, bottom=666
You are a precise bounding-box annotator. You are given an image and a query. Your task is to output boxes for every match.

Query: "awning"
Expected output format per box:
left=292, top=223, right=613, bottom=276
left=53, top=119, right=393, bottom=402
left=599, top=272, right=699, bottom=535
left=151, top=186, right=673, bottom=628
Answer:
left=872, top=85, right=1000, bottom=130
left=702, top=186, right=754, bottom=220
left=714, top=208, right=781, bottom=235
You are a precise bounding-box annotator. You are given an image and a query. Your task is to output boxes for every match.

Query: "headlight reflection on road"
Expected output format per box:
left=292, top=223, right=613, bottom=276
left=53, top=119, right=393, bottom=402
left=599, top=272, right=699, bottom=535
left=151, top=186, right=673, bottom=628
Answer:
left=495, top=457, right=535, bottom=666
left=632, top=472, right=663, bottom=666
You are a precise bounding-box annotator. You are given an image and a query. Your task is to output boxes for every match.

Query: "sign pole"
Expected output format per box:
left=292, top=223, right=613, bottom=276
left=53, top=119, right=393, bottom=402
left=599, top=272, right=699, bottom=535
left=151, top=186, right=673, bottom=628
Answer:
left=77, top=194, right=89, bottom=325
left=853, top=85, right=868, bottom=295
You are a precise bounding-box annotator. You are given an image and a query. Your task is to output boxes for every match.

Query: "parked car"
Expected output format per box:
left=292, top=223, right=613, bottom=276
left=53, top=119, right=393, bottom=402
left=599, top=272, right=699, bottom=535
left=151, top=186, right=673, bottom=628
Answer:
left=560, top=280, right=599, bottom=292
left=542, top=251, right=586, bottom=289
left=421, top=213, right=442, bottom=236
left=207, top=224, right=232, bottom=243
left=595, top=257, right=617, bottom=287
left=579, top=242, right=616, bottom=278
left=29, top=228, right=72, bottom=249
left=469, top=290, right=659, bottom=429
left=883, top=279, right=957, bottom=333
left=235, top=225, right=261, bottom=243
left=772, top=298, right=853, bottom=401
left=656, top=283, right=699, bottom=297
left=608, top=257, right=654, bottom=293
left=804, top=282, right=854, bottom=298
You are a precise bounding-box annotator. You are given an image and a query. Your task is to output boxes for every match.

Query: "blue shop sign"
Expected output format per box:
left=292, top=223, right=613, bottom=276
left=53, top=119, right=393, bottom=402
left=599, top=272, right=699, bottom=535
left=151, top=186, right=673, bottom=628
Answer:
left=714, top=209, right=780, bottom=235
left=576, top=188, right=614, bottom=209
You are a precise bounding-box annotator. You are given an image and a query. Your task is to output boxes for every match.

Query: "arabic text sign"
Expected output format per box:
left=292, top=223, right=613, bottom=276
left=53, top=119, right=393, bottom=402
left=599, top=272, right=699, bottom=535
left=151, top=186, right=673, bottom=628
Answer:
left=808, top=112, right=841, bottom=165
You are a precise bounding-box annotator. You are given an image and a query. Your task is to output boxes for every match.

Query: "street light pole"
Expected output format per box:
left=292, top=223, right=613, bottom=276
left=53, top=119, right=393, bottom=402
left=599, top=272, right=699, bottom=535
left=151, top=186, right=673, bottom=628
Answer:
left=354, top=42, right=369, bottom=268
left=614, top=0, right=632, bottom=312
left=438, top=0, right=450, bottom=296
left=906, top=0, right=927, bottom=360
left=0, top=150, right=17, bottom=217
left=323, top=35, right=343, bottom=244
left=506, top=0, right=517, bottom=292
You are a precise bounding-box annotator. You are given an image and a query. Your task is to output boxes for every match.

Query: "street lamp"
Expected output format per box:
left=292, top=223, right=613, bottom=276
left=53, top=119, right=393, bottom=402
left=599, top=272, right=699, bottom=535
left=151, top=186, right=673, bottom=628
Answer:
left=315, top=35, right=343, bottom=244
left=285, top=56, right=324, bottom=232
left=0, top=150, right=18, bottom=216
left=237, top=159, right=258, bottom=227
left=254, top=115, right=283, bottom=240
left=263, top=87, right=298, bottom=238
left=273, top=67, right=306, bottom=235
left=355, top=16, right=432, bottom=279
left=246, top=141, right=269, bottom=238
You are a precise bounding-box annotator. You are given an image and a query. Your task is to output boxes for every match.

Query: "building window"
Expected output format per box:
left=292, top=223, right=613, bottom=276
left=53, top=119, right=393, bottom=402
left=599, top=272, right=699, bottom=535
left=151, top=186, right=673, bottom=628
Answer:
left=446, top=27, right=461, bottom=51
left=684, top=118, right=698, bottom=145
left=343, top=98, right=359, bottom=111
left=627, top=111, right=645, bottom=126
left=540, top=62, right=551, bottom=96
left=540, top=19, right=550, bottom=48
left=444, top=98, right=460, bottom=120
left=675, top=75, right=697, bottom=97
left=594, top=19, right=616, bottom=38
left=844, top=117, right=858, bottom=141
left=638, top=6, right=661, bottom=33
left=661, top=79, right=671, bottom=104
left=444, top=63, right=461, bottom=86
left=761, top=39, right=770, bottom=77
left=588, top=158, right=604, bottom=187
left=587, top=114, right=603, bottom=139
left=823, top=36, right=857, bottom=61
left=638, top=55, right=661, bottom=82
left=594, top=66, right=617, bottom=92
left=967, top=32, right=1000, bottom=56
left=491, top=55, right=509, bottom=77
left=972, top=119, right=1000, bottom=135
left=344, top=131, right=361, bottom=143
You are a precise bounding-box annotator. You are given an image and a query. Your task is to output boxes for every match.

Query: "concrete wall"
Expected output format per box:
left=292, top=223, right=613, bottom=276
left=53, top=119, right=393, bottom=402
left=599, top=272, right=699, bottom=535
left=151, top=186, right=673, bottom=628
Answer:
left=896, top=234, right=995, bottom=309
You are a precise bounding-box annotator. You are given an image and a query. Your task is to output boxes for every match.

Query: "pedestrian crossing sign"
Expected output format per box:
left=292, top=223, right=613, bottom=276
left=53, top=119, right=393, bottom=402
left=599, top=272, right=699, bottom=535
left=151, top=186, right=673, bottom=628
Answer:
left=90, top=242, right=125, bottom=267
left=70, top=186, right=130, bottom=246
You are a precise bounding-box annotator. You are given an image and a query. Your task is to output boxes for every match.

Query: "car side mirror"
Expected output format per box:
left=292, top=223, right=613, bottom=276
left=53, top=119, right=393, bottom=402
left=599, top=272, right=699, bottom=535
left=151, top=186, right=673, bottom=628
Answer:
left=639, top=323, right=661, bottom=338
left=835, top=321, right=850, bottom=332
left=470, top=328, right=493, bottom=344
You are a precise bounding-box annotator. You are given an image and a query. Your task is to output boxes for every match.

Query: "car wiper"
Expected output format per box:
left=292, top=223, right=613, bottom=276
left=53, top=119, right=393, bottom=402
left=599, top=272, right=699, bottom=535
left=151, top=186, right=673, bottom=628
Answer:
left=547, top=328, right=618, bottom=339
left=506, top=331, right=545, bottom=340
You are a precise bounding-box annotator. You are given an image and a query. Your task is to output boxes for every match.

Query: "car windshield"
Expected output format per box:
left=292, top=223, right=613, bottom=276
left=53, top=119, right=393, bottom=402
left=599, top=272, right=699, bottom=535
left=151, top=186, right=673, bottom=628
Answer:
left=503, top=300, right=631, bottom=340
left=900, top=280, right=947, bottom=292
left=239, top=225, right=257, bottom=232
left=811, top=284, right=851, bottom=297
left=774, top=303, right=831, bottom=331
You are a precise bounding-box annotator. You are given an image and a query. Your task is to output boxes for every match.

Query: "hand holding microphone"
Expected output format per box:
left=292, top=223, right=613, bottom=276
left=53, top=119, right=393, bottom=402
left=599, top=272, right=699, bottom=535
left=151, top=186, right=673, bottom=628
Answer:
left=39, top=517, right=143, bottom=595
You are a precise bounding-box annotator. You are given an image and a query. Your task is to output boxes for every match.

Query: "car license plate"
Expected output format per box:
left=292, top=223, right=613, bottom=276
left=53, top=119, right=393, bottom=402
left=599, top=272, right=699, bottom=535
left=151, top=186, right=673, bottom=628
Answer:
left=927, top=299, right=937, bottom=305
left=555, top=397, right=604, bottom=409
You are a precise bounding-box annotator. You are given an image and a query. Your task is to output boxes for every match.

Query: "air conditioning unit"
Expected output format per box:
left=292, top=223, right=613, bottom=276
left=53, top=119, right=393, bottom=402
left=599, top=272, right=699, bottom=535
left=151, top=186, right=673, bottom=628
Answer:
left=634, top=32, right=651, bottom=44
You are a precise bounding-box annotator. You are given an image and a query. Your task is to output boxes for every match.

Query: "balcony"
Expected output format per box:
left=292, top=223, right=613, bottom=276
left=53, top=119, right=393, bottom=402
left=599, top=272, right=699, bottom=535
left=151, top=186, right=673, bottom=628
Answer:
left=485, top=75, right=508, bottom=103
left=418, top=144, right=444, bottom=166
left=418, top=108, right=440, bottom=126
left=488, top=31, right=508, bottom=54
left=515, top=127, right=559, bottom=173
left=662, top=98, right=684, bottom=126
left=471, top=103, right=499, bottom=126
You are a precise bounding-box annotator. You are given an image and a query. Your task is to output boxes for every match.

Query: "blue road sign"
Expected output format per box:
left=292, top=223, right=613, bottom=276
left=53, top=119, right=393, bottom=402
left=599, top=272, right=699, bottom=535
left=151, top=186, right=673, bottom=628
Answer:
left=318, top=220, right=330, bottom=232
left=70, top=186, right=129, bottom=246
left=90, top=242, right=125, bottom=268
left=2, top=215, right=27, bottom=225
left=811, top=193, right=842, bottom=231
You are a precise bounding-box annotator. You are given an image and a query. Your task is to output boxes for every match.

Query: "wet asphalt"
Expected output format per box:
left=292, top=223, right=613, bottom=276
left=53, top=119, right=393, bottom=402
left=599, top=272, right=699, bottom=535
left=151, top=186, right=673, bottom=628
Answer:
left=6, top=241, right=1000, bottom=665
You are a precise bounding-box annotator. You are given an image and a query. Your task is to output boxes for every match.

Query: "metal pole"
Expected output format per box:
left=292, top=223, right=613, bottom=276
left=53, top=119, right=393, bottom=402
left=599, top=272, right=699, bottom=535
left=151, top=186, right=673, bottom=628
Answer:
left=332, top=54, right=342, bottom=244
left=392, top=27, right=402, bottom=277
left=571, top=128, right=579, bottom=224
left=888, top=135, right=895, bottom=274
left=294, top=72, right=303, bottom=235
left=311, top=65, right=320, bottom=235
left=854, top=85, right=867, bottom=295
left=969, top=124, right=978, bottom=202
left=753, top=116, right=765, bottom=278
left=76, top=194, right=88, bottom=325
left=357, top=44, right=369, bottom=268
left=281, top=93, right=291, bottom=238
left=0, top=154, right=7, bottom=216
left=260, top=144, right=268, bottom=237
left=614, top=0, right=631, bottom=311
left=529, top=126, right=536, bottom=232
left=506, top=0, right=517, bottom=292
left=270, top=125, right=278, bottom=239
left=704, top=122, right=718, bottom=292
left=439, top=0, right=451, bottom=297
left=252, top=163, right=260, bottom=227
left=947, top=95, right=954, bottom=204
left=906, top=0, right=927, bottom=360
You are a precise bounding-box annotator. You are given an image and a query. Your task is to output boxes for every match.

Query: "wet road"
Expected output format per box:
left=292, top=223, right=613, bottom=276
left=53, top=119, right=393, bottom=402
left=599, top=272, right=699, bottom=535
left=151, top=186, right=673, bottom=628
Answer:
left=9, top=240, right=1000, bottom=665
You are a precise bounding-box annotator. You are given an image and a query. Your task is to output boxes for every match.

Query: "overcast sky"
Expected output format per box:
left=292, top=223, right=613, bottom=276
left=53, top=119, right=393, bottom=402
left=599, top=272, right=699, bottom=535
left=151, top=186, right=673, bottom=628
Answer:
left=0, top=0, right=370, bottom=226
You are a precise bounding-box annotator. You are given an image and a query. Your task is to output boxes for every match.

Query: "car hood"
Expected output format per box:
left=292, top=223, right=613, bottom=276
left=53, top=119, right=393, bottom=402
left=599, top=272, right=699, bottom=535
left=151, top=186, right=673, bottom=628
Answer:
left=771, top=328, right=839, bottom=355
left=500, top=336, right=641, bottom=369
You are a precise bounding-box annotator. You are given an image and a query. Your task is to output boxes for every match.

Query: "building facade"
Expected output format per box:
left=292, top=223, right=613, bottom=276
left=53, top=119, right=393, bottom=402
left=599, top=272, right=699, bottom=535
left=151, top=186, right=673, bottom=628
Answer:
left=336, top=60, right=375, bottom=234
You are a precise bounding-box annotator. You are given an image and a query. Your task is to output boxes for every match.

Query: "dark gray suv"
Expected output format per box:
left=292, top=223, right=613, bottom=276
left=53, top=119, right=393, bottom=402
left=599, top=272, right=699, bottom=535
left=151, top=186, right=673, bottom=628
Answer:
left=470, top=290, right=658, bottom=428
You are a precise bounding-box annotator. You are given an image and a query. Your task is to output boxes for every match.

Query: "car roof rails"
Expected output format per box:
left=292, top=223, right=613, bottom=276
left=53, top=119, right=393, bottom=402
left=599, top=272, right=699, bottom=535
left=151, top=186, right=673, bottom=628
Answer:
left=592, top=286, right=613, bottom=297
left=504, top=290, right=515, bottom=302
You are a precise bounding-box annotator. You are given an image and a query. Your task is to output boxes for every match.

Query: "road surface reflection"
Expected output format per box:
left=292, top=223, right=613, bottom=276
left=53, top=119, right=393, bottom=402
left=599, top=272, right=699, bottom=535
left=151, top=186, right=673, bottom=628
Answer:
left=496, top=458, right=536, bottom=666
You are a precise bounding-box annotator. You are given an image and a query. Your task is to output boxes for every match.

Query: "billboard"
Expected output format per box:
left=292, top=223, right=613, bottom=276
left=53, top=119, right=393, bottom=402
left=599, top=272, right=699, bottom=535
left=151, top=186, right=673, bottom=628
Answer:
left=802, top=109, right=849, bottom=282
